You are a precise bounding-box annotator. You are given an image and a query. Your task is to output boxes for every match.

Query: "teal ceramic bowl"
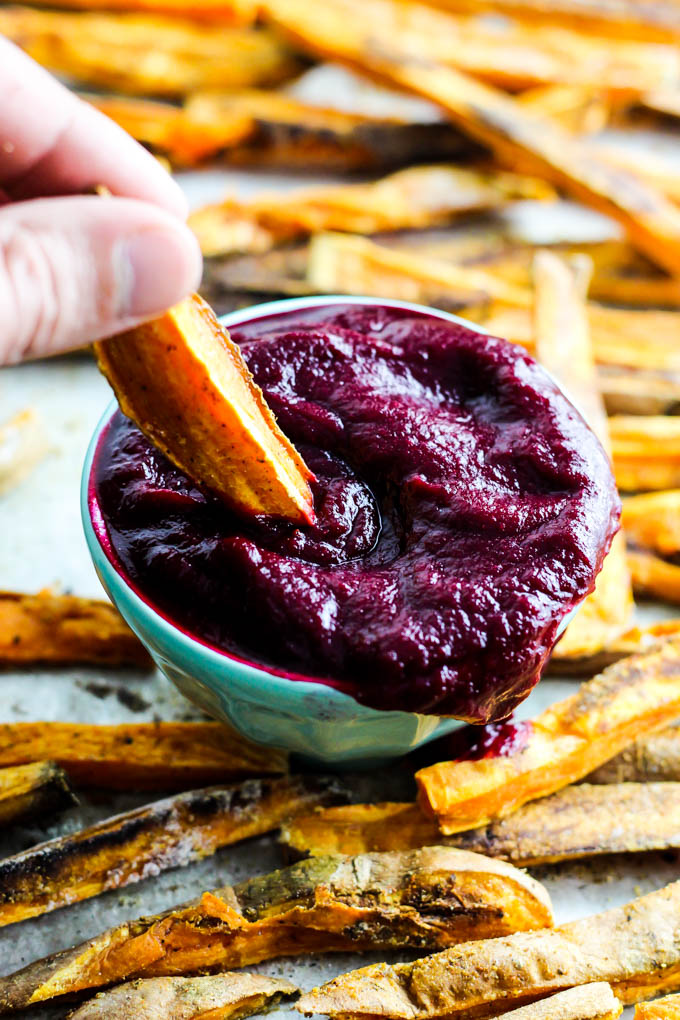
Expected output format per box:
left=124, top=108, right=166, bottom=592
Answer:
left=82, top=296, right=576, bottom=767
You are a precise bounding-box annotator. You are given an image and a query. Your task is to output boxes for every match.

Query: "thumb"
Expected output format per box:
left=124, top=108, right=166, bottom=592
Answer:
left=0, top=194, right=202, bottom=363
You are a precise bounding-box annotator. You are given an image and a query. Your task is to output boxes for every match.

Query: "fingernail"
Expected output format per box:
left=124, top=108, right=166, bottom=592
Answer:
left=116, top=224, right=202, bottom=317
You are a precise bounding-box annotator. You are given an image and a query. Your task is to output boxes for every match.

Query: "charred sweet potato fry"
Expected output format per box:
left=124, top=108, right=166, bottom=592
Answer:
left=532, top=251, right=631, bottom=661
left=0, top=775, right=342, bottom=927
left=0, top=761, right=77, bottom=828
left=0, top=721, right=287, bottom=790
left=588, top=725, right=680, bottom=783
left=548, top=619, right=680, bottom=675
left=67, top=973, right=298, bottom=1020
left=0, top=590, right=149, bottom=667
left=280, top=783, right=680, bottom=865
left=297, top=880, right=680, bottom=1019
left=0, top=410, right=48, bottom=496
left=0, top=7, right=299, bottom=97
left=416, top=635, right=680, bottom=834
left=635, top=991, right=680, bottom=1019
left=610, top=417, right=680, bottom=492
left=0, top=847, right=552, bottom=1012
left=188, top=165, right=553, bottom=257
left=262, top=0, right=680, bottom=275
left=95, top=293, right=315, bottom=524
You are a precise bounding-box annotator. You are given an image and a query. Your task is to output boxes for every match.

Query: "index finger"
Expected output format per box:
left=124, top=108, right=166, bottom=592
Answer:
left=0, top=37, right=187, bottom=218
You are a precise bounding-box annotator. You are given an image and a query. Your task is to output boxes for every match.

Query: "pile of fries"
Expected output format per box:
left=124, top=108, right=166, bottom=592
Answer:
left=7, top=0, right=680, bottom=1015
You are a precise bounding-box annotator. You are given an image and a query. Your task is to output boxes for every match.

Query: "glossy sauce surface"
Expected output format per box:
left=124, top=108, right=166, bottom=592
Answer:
left=94, top=304, right=620, bottom=719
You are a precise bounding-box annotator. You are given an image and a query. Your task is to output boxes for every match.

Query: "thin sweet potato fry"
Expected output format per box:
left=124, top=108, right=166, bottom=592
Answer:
left=0, top=7, right=299, bottom=96
left=0, top=722, right=287, bottom=790
left=622, top=491, right=680, bottom=557
left=0, top=410, right=48, bottom=496
left=635, top=991, right=680, bottom=1019
left=517, top=85, right=611, bottom=134
left=307, top=232, right=530, bottom=309
left=0, top=590, right=149, bottom=667
left=488, top=985, right=621, bottom=1020
left=610, top=416, right=680, bottom=492
left=262, top=0, right=680, bottom=275
left=532, top=251, right=631, bottom=661
left=95, top=293, right=315, bottom=523
left=0, top=775, right=343, bottom=927
left=548, top=619, right=680, bottom=675
left=588, top=725, right=680, bottom=783
left=37, top=0, right=256, bottom=21
left=0, top=848, right=552, bottom=1012
left=596, top=367, right=680, bottom=417
left=280, top=783, right=680, bottom=865
left=627, top=551, right=680, bottom=604
left=297, top=880, right=680, bottom=1018
left=416, top=635, right=680, bottom=834
left=0, top=762, right=77, bottom=828
left=189, top=165, right=553, bottom=257
left=67, top=973, right=298, bottom=1020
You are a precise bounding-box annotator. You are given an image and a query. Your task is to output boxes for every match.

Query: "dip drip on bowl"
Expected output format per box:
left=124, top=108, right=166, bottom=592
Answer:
left=92, top=302, right=620, bottom=721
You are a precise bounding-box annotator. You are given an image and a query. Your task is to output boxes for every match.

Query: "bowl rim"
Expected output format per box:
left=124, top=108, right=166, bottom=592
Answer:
left=81, top=294, right=576, bottom=714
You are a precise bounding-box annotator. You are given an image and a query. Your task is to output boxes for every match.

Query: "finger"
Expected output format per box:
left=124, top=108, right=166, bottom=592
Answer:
left=0, top=194, right=202, bottom=363
left=0, top=38, right=187, bottom=218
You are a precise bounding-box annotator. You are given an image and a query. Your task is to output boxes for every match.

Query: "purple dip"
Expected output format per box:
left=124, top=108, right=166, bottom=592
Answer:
left=93, top=303, right=620, bottom=720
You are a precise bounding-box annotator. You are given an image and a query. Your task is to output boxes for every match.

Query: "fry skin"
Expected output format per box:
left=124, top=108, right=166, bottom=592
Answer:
left=280, top=784, right=680, bottom=865
left=0, top=848, right=553, bottom=1012
left=588, top=725, right=680, bottom=783
left=416, top=635, right=680, bottom=834
left=0, top=590, right=150, bottom=667
left=0, top=761, right=77, bottom=828
left=297, top=880, right=680, bottom=1019
left=95, top=293, right=315, bottom=524
left=67, top=973, right=298, bottom=1020
left=0, top=721, right=287, bottom=790
left=0, top=775, right=344, bottom=927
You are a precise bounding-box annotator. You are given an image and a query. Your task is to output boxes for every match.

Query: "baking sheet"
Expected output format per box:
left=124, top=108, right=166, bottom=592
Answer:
left=2, top=109, right=680, bottom=1016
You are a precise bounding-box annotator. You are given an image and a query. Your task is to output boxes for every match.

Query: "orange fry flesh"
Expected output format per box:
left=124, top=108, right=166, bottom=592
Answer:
left=416, top=635, right=680, bottom=834
left=95, top=293, right=315, bottom=524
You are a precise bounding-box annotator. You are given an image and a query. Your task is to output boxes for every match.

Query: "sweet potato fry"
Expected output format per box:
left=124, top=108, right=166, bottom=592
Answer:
left=0, top=590, right=149, bottom=667
left=307, top=232, right=530, bottom=309
left=596, top=367, right=680, bottom=417
left=0, top=848, right=552, bottom=1011
left=95, top=293, right=314, bottom=524
left=588, top=725, right=680, bottom=783
left=0, top=721, right=287, bottom=790
left=548, top=619, right=680, bottom=675
left=627, top=551, right=680, bottom=604
left=37, top=0, right=256, bottom=22
left=517, top=85, right=611, bottom=134
left=416, top=635, right=680, bottom=834
left=0, top=761, right=77, bottom=828
left=0, top=410, right=48, bottom=496
left=635, top=991, right=680, bottom=1019
left=262, top=0, right=680, bottom=275
left=0, top=7, right=299, bottom=97
left=188, top=165, right=553, bottom=256
left=622, top=491, right=680, bottom=557
left=67, top=973, right=298, bottom=1020
left=297, top=880, right=680, bottom=1019
left=610, top=417, right=680, bottom=492
left=280, top=783, right=680, bottom=865
left=532, top=251, right=631, bottom=661
left=488, top=985, right=621, bottom=1020
left=0, top=775, right=343, bottom=927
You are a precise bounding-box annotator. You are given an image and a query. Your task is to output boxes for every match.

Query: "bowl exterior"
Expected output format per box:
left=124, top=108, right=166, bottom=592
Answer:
left=81, top=295, right=578, bottom=766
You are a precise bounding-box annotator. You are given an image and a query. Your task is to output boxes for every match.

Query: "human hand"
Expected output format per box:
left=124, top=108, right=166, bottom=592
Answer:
left=0, top=39, right=202, bottom=364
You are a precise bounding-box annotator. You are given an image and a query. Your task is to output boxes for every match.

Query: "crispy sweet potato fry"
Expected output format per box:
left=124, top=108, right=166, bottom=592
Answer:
left=281, top=784, right=680, bottom=865
left=37, top=0, right=256, bottom=22
left=0, top=762, right=77, bottom=828
left=0, top=7, right=299, bottom=97
left=307, top=232, right=529, bottom=309
left=490, top=985, right=621, bottom=1020
left=627, top=551, right=680, bottom=604
left=596, top=367, right=680, bottom=417
left=0, top=590, right=149, bottom=667
left=0, top=722, right=287, bottom=790
left=622, top=491, right=680, bottom=557
left=635, top=991, right=680, bottom=1019
left=610, top=417, right=680, bottom=492
left=297, top=881, right=680, bottom=1018
left=190, top=165, right=552, bottom=257
left=532, top=251, right=631, bottom=660
left=67, top=973, right=298, bottom=1020
left=588, top=725, right=680, bottom=783
left=517, top=85, right=611, bottom=134
left=0, top=411, right=48, bottom=497
left=95, top=293, right=314, bottom=523
left=416, top=635, right=680, bottom=834
left=0, top=775, right=343, bottom=927
left=548, top=619, right=680, bottom=675
left=0, top=848, right=552, bottom=1011
left=262, top=0, right=680, bottom=275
